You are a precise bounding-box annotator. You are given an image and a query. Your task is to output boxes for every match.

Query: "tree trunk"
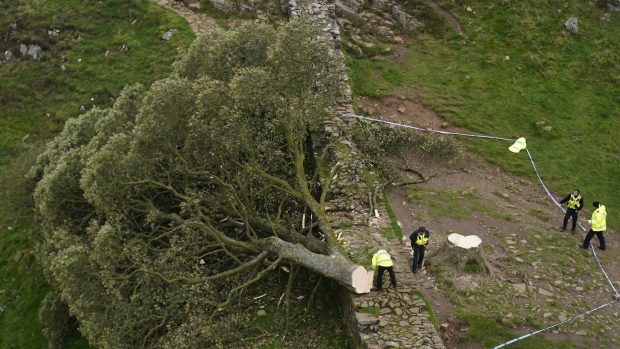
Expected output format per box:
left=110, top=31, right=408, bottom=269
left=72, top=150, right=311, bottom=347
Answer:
left=257, top=237, right=373, bottom=293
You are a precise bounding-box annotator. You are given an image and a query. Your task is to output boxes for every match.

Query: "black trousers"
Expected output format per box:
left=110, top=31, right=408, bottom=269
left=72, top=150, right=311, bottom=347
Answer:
left=582, top=229, right=606, bottom=250
left=375, top=266, right=397, bottom=290
left=562, top=208, right=579, bottom=231
left=412, top=245, right=426, bottom=272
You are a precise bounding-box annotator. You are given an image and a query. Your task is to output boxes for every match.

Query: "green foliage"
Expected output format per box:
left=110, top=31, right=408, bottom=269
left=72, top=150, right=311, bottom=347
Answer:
left=352, top=121, right=413, bottom=182
left=30, top=20, right=343, bottom=348
left=39, top=292, right=76, bottom=349
left=409, top=133, right=463, bottom=162
left=0, top=1, right=192, bottom=348
left=348, top=0, right=620, bottom=228
left=352, top=119, right=462, bottom=184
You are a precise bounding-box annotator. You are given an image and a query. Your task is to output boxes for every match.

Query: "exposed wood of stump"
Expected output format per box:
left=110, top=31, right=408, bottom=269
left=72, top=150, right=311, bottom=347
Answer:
left=428, top=233, right=493, bottom=275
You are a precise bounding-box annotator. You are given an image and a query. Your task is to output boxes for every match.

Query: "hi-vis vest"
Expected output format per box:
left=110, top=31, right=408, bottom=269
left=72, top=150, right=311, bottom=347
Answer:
left=415, top=233, right=429, bottom=246
left=591, top=205, right=607, bottom=232
left=372, top=250, right=393, bottom=269
left=567, top=195, right=582, bottom=209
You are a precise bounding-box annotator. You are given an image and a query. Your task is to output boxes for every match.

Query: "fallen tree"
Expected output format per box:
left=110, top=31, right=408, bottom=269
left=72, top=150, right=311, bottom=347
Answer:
left=29, top=20, right=370, bottom=348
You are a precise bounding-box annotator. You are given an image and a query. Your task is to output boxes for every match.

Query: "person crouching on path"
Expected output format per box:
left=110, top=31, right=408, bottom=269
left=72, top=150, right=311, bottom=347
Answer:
left=559, top=189, right=584, bottom=234
left=410, top=226, right=430, bottom=273
left=372, top=249, right=397, bottom=291
left=581, top=201, right=607, bottom=250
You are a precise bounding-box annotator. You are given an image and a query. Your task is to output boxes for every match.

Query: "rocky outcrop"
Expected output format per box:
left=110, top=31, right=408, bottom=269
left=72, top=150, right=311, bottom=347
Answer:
left=368, top=0, right=421, bottom=31
left=208, top=0, right=261, bottom=13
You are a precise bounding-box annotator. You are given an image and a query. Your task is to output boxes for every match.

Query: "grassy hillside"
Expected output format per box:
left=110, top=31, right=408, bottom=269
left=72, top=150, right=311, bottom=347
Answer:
left=348, top=1, right=619, bottom=226
left=0, top=1, right=193, bottom=348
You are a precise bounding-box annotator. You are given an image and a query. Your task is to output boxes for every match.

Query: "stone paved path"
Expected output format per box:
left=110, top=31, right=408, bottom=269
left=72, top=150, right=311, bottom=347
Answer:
left=153, top=0, right=217, bottom=34
left=337, top=207, right=446, bottom=348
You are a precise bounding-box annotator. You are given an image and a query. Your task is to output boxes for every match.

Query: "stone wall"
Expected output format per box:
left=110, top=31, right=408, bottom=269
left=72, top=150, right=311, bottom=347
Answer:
left=281, top=0, right=446, bottom=347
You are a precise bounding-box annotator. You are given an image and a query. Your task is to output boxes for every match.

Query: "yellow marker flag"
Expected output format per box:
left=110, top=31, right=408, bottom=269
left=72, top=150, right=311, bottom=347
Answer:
left=509, top=137, right=527, bottom=153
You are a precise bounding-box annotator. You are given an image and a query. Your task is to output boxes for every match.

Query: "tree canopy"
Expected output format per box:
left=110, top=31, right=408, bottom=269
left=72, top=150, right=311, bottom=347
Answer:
left=30, top=20, right=367, bottom=348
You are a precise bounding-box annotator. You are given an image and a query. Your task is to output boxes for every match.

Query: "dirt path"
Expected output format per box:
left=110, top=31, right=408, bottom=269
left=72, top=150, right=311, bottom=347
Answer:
left=420, top=0, right=467, bottom=38
left=153, top=0, right=217, bottom=34
left=358, top=96, right=620, bottom=348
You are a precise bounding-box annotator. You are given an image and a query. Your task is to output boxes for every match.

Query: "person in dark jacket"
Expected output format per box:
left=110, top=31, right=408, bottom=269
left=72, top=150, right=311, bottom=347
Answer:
left=559, top=189, right=584, bottom=233
left=410, top=226, right=430, bottom=273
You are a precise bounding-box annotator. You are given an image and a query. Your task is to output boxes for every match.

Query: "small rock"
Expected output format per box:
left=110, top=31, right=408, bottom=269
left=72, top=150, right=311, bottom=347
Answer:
left=257, top=309, right=267, bottom=316
left=355, top=312, right=379, bottom=326
left=13, top=251, right=23, bottom=262
left=513, top=283, right=526, bottom=294
left=161, top=29, right=178, bottom=41
left=543, top=312, right=552, bottom=318
left=565, top=16, right=578, bottom=34
left=398, top=106, right=406, bottom=114
left=538, top=287, right=553, bottom=297
left=575, top=330, right=587, bottom=336
left=380, top=308, right=391, bottom=315
left=47, top=28, right=60, bottom=37
left=576, top=286, right=583, bottom=291
left=440, top=323, right=449, bottom=331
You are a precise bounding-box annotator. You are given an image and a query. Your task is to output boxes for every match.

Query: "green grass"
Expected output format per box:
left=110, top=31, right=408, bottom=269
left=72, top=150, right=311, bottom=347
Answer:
left=456, top=311, right=577, bottom=349
left=405, top=186, right=508, bottom=220
left=356, top=306, right=380, bottom=317
left=0, top=1, right=193, bottom=348
left=413, top=291, right=439, bottom=330
left=347, top=56, right=406, bottom=96
left=347, top=1, right=620, bottom=228
left=381, top=191, right=404, bottom=240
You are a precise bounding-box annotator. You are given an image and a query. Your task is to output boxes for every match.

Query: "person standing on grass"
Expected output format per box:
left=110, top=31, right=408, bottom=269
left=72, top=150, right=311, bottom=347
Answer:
left=410, top=226, right=430, bottom=273
left=581, top=201, right=607, bottom=250
left=559, top=189, right=584, bottom=233
left=372, top=249, right=397, bottom=291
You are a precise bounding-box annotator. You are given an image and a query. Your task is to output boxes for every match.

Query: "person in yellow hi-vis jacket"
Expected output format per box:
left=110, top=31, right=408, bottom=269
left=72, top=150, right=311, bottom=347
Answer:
left=581, top=201, right=607, bottom=250
left=372, top=249, right=397, bottom=291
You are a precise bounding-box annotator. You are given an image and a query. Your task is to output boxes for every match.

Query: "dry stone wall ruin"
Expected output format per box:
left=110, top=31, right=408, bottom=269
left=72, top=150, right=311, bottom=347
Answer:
left=279, top=0, right=446, bottom=347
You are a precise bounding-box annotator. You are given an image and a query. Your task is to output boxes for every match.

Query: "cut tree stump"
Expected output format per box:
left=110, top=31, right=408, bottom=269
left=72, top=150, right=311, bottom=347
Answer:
left=427, top=233, right=492, bottom=275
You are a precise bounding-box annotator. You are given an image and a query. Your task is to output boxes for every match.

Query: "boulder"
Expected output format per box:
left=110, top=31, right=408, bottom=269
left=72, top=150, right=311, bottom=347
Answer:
left=565, top=16, right=578, bottom=34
